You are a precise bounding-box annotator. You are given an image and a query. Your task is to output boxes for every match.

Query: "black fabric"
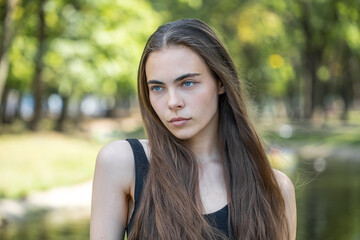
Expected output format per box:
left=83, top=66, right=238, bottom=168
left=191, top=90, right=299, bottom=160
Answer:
left=125, top=138, right=229, bottom=238
left=125, top=138, right=149, bottom=235
left=204, top=204, right=229, bottom=237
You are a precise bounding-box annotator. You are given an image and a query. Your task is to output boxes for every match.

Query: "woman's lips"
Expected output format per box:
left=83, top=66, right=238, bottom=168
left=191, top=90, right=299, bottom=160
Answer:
left=169, top=117, right=191, bottom=126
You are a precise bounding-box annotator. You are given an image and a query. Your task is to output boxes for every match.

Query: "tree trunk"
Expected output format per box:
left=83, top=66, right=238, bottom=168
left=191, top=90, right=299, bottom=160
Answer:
left=0, top=87, right=9, bottom=123
left=285, top=80, right=300, bottom=120
left=300, top=1, right=325, bottom=120
left=55, top=95, right=68, bottom=132
left=301, top=1, right=315, bottom=119
left=0, top=0, right=18, bottom=125
left=29, top=0, right=46, bottom=131
left=350, top=57, right=360, bottom=110
left=15, top=91, right=23, bottom=119
left=340, top=46, right=354, bottom=123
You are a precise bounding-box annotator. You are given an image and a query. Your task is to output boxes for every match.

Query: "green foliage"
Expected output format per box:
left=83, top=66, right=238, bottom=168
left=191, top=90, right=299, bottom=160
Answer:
left=6, top=0, right=162, bottom=99
left=145, top=0, right=360, bottom=116
left=2, top=0, right=360, bottom=119
left=8, top=35, right=37, bottom=90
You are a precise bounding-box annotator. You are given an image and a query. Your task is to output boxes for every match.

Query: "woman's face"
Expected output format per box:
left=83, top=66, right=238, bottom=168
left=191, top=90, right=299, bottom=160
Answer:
left=145, top=45, right=224, bottom=140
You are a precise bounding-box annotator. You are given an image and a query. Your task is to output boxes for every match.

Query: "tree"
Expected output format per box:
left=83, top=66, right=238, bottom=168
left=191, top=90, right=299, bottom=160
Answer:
left=29, top=0, right=46, bottom=131
left=2, top=0, right=162, bottom=130
left=0, top=0, right=20, bottom=125
left=41, top=0, right=162, bottom=130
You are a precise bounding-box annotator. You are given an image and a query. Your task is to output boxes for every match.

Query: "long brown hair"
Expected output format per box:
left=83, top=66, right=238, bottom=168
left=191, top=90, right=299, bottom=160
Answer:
left=129, top=19, right=288, bottom=239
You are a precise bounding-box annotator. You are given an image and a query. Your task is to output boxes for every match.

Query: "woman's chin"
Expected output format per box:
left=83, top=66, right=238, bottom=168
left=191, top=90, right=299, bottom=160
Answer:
left=170, top=130, right=194, bottom=140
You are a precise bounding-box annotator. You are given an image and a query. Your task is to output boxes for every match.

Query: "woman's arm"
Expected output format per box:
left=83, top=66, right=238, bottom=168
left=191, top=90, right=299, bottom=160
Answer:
left=274, top=170, right=297, bottom=240
left=90, top=140, right=135, bottom=240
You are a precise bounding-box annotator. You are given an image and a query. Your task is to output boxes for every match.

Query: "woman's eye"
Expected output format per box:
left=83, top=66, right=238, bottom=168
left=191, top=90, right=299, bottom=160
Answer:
left=183, top=81, right=194, bottom=87
left=151, top=86, right=163, bottom=92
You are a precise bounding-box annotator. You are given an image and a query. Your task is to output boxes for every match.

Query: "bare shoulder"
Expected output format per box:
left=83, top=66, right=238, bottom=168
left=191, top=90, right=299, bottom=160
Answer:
left=95, top=140, right=135, bottom=190
left=273, top=169, right=297, bottom=240
left=273, top=169, right=295, bottom=194
left=95, top=139, right=150, bottom=185
left=91, top=140, right=136, bottom=239
left=97, top=140, right=134, bottom=166
left=272, top=169, right=296, bottom=213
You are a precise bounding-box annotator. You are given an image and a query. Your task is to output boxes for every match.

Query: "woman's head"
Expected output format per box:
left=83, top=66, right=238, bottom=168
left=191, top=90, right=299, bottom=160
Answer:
left=145, top=45, right=224, bottom=140
left=138, top=19, right=247, bottom=139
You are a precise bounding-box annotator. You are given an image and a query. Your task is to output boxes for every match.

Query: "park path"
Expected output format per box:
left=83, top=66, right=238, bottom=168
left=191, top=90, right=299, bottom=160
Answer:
left=0, top=181, right=92, bottom=225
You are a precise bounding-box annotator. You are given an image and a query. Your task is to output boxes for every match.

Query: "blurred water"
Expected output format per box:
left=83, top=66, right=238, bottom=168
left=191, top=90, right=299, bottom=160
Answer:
left=296, top=157, right=360, bottom=240
left=0, top=156, right=358, bottom=240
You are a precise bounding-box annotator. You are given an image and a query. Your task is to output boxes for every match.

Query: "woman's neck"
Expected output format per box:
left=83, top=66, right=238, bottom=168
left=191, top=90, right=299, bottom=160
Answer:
left=184, top=131, right=221, bottom=164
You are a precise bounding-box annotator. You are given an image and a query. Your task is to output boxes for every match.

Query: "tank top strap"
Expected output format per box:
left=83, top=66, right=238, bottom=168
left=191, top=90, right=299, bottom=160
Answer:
left=125, top=138, right=149, bottom=203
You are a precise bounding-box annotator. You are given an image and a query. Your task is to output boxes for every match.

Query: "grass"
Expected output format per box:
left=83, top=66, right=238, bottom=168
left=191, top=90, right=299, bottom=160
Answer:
left=0, top=132, right=103, bottom=199
left=0, top=112, right=146, bottom=199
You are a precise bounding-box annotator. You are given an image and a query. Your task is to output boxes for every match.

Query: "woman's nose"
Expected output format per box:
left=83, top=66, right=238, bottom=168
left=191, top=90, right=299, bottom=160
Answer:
left=168, top=90, right=184, bottom=110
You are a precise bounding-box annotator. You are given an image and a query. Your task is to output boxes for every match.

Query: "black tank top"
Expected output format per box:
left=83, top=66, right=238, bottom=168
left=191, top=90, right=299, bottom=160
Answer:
left=125, top=139, right=229, bottom=238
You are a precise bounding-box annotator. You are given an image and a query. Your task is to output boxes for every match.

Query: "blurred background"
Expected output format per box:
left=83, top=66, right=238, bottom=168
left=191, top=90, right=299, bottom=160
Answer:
left=0, top=0, right=359, bottom=239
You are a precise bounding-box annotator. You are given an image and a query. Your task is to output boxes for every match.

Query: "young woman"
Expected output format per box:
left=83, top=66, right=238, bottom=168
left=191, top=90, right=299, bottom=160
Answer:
left=90, top=19, right=296, bottom=240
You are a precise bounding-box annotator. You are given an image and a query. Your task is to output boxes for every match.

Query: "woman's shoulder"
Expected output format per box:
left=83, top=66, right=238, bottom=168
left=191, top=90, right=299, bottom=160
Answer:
left=97, top=139, right=149, bottom=165
left=94, top=139, right=149, bottom=188
left=97, top=140, right=133, bottom=167
left=272, top=169, right=294, bottom=193
left=273, top=169, right=297, bottom=239
left=91, top=140, right=149, bottom=239
left=272, top=169, right=296, bottom=203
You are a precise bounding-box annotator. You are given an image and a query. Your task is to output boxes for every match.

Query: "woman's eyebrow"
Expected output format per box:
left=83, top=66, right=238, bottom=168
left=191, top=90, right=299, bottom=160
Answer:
left=147, top=73, right=200, bottom=85
left=147, top=80, right=163, bottom=85
left=174, top=73, right=200, bottom=83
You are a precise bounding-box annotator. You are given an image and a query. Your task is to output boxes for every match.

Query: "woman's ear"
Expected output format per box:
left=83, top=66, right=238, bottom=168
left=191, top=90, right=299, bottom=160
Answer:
left=218, top=80, right=225, bottom=94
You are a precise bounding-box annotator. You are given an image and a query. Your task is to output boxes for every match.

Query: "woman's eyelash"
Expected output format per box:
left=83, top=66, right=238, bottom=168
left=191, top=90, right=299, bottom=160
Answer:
left=151, top=86, right=163, bottom=91
left=150, top=81, right=195, bottom=92
left=182, top=81, right=195, bottom=87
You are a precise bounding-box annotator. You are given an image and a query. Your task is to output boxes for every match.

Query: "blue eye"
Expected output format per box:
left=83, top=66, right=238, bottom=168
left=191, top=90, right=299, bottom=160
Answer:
left=183, top=81, right=194, bottom=87
left=151, top=86, right=163, bottom=92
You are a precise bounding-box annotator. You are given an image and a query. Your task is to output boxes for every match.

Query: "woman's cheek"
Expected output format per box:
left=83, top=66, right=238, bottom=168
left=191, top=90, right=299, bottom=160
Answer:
left=192, top=87, right=218, bottom=108
left=151, top=99, right=166, bottom=123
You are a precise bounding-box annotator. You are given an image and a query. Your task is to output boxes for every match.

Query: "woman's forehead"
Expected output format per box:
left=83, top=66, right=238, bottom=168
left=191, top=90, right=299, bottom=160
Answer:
left=145, top=46, right=209, bottom=82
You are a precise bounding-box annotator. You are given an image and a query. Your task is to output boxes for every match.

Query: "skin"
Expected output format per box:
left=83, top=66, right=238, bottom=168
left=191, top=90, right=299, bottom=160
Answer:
left=90, top=46, right=297, bottom=240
